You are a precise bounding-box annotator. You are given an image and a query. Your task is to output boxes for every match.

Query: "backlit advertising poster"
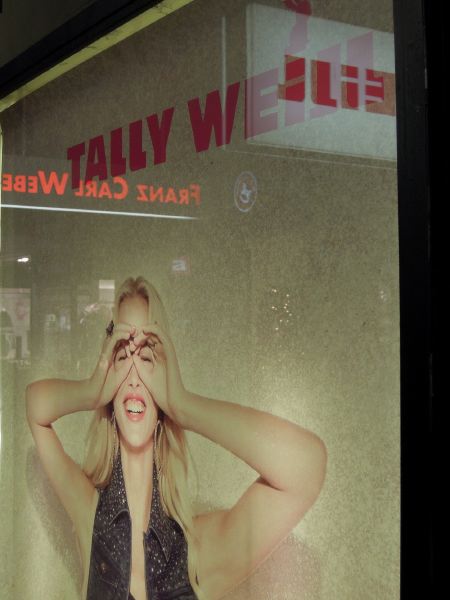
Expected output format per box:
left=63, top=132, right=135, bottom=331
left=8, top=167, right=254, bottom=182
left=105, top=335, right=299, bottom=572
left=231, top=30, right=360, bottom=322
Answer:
left=0, top=1, right=399, bottom=598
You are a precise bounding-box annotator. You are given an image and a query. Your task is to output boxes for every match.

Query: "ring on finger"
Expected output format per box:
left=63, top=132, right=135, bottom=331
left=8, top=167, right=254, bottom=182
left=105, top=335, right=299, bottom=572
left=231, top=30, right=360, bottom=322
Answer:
left=106, top=320, right=114, bottom=337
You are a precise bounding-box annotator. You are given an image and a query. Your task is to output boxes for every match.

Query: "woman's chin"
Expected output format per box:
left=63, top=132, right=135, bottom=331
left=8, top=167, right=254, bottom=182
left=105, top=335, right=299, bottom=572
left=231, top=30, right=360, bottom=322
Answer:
left=119, top=428, right=154, bottom=452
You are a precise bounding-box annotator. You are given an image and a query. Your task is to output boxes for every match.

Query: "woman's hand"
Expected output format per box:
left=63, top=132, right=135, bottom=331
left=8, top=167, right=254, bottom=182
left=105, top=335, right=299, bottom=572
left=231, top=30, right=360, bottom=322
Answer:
left=88, top=323, right=135, bottom=409
left=132, top=323, right=189, bottom=423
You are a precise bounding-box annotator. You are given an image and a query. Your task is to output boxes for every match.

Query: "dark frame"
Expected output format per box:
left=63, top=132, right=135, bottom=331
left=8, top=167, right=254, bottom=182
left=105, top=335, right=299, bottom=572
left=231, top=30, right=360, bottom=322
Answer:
left=0, top=0, right=435, bottom=596
left=0, top=0, right=160, bottom=99
left=393, top=0, right=435, bottom=597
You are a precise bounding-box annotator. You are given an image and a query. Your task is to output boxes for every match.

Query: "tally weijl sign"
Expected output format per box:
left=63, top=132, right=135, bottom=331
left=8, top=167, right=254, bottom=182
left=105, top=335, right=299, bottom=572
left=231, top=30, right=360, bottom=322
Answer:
left=64, top=6, right=396, bottom=192
left=246, top=3, right=396, bottom=160
left=1, top=2, right=396, bottom=217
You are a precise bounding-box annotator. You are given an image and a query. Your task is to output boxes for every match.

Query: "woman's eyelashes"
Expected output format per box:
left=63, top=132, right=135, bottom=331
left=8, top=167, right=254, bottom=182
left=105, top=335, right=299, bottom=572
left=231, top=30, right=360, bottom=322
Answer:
left=116, top=349, right=127, bottom=362
left=113, top=342, right=128, bottom=363
left=140, top=349, right=154, bottom=363
left=114, top=341, right=154, bottom=363
left=139, top=343, right=156, bottom=363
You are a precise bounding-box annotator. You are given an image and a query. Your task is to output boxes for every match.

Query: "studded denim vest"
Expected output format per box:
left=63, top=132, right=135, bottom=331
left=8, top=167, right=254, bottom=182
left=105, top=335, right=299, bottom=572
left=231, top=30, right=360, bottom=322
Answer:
left=86, top=450, right=197, bottom=599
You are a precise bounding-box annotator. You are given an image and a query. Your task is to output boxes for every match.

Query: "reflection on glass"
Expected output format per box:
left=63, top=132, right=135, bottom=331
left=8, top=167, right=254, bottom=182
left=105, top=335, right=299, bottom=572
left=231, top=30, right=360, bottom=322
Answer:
left=0, top=288, right=30, bottom=363
left=246, top=1, right=396, bottom=159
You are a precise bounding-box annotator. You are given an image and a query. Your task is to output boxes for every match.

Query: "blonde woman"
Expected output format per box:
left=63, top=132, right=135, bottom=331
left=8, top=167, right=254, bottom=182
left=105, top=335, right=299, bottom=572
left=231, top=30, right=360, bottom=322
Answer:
left=26, top=276, right=327, bottom=600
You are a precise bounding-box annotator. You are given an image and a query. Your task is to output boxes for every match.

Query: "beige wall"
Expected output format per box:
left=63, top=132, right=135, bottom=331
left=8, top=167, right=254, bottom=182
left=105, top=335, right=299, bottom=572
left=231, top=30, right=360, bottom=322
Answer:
left=0, top=1, right=399, bottom=598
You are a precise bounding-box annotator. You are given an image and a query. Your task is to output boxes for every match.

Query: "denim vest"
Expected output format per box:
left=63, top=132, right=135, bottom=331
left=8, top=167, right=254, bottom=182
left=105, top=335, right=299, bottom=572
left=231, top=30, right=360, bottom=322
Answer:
left=86, top=450, right=197, bottom=599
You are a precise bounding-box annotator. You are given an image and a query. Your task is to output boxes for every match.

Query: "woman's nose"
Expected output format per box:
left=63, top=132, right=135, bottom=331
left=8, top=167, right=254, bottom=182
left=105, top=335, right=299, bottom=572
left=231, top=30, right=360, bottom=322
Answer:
left=127, top=361, right=141, bottom=386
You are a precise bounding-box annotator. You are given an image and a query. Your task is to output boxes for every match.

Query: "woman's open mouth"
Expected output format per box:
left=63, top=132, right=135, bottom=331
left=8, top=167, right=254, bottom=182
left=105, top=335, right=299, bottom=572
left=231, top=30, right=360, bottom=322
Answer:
left=123, top=395, right=146, bottom=422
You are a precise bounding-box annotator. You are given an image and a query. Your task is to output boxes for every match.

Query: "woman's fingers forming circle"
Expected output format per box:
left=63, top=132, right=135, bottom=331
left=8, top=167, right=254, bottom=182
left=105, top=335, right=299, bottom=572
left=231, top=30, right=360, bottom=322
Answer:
left=132, top=328, right=148, bottom=347
left=136, top=323, right=166, bottom=345
left=102, top=325, right=135, bottom=362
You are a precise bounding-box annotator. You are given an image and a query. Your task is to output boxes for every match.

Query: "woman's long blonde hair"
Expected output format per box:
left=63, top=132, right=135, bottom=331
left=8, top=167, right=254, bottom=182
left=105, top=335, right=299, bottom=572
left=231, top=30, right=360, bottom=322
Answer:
left=82, top=276, right=203, bottom=598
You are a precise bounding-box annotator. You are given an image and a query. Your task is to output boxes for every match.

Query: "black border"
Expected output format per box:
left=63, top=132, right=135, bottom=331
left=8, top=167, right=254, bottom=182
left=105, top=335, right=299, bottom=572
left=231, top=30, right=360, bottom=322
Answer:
left=0, top=0, right=435, bottom=595
left=393, top=0, right=434, bottom=596
left=422, top=0, right=442, bottom=593
left=0, top=0, right=160, bottom=99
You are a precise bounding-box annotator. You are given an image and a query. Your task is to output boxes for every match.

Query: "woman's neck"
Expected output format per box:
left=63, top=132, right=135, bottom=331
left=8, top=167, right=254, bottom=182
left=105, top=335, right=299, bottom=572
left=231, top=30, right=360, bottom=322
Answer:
left=119, top=440, right=154, bottom=532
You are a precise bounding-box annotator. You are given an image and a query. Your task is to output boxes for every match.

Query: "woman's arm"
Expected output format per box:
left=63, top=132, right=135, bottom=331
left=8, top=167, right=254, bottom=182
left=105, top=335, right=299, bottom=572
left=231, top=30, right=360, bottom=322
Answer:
left=25, top=378, right=99, bottom=540
left=179, top=393, right=326, bottom=500
left=26, top=323, right=135, bottom=537
left=26, top=377, right=94, bottom=425
left=181, top=393, right=327, bottom=596
left=133, top=323, right=327, bottom=598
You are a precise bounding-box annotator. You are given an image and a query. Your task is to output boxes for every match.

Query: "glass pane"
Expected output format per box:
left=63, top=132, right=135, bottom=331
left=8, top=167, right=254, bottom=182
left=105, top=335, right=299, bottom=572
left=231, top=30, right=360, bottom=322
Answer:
left=0, top=1, right=399, bottom=599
